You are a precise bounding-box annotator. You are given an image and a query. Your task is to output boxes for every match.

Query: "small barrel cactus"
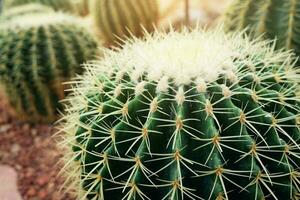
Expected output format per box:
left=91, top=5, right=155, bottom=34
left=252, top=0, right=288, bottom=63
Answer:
left=0, top=3, right=54, bottom=21
left=4, top=0, right=73, bottom=12
left=60, top=28, right=300, bottom=199
left=0, top=13, right=98, bottom=122
left=223, top=0, right=300, bottom=63
left=90, top=0, right=159, bottom=45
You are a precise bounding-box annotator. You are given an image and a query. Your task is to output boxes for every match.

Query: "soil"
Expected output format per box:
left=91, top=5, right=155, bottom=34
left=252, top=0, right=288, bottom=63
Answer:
left=0, top=94, right=74, bottom=200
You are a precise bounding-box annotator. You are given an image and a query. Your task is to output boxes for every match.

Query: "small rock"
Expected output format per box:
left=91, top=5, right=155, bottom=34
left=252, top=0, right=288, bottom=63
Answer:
left=11, top=144, right=21, bottom=155
left=31, top=129, right=37, bottom=136
left=0, top=124, right=11, bottom=133
left=36, top=175, right=50, bottom=186
left=38, top=190, right=47, bottom=199
left=0, top=165, right=22, bottom=200
left=26, top=187, right=36, bottom=197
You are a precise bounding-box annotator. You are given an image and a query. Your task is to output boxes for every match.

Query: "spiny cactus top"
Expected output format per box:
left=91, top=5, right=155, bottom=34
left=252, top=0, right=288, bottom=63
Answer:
left=223, top=0, right=300, bottom=64
left=90, top=0, right=159, bottom=46
left=0, top=13, right=98, bottom=123
left=60, top=28, right=300, bottom=199
left=0, top=3, right=54, bottom=21
left=4, top=0, right=73, bottom=12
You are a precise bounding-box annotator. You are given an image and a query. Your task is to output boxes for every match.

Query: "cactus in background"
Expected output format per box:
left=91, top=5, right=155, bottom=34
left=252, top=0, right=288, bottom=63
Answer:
left=0, top=3, right=54, bottom=21
left=0, top=13, right=98, bottom=122
left=60, top=28, right=300, bottom=199
left=223, top=0, right=300, bottom=64
left=72, top=0, right=90, bottom=17
left=4, top=0, right=73, bottom=12
left=0, top=0, right=3, bottom=14
left=90, top=0, right=159, bottom=45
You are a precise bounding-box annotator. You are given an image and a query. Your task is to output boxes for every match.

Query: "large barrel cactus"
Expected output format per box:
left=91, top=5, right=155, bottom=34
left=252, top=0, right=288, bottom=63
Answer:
left=223, top=0, right=300, bottom=63
left=90, top=0, right=159, bottom=45
left=4, top=0, right=73, bottom=12
left=0, top=3, right=54, bottom=21
left=0, top=13, right=98, bottom=122
left=60, top=28, right=300, bottom=199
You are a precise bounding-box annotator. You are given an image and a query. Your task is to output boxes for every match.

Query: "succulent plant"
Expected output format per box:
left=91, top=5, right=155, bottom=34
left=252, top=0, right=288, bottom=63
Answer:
left=60, top=28, right=300, bottom=200
left=72, top=0, right=90, bottom=17
left=223, top=0, right=300, bottom=64
left=0, top=0, right=3, bottom=14
left=0, top=13, right=98, bottom=122
left=4, top=0, right=73, bottom=12
left=0, top=3, right=54, bottom=21
left=90, top=0, right=159, bottom=45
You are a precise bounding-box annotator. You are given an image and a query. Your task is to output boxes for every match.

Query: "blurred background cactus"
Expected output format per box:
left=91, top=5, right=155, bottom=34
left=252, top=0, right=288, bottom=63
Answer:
left=60, top=28, right=300, bottom=199
left=3, top=0, right=74, bottom=12
left=223, top=0, right=300, bottom=64
left=0, top=3, right=54, bottom=21
left=0, top=12, right=98, bottom=122
left=72, top=0, right=90, bottom=17
left=0, top=0, right=3, bottom=14
left=90, top=0, right=159, bottom=46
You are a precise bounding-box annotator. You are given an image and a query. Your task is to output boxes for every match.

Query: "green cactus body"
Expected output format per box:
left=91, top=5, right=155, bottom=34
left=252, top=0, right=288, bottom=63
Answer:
left=0, top=3, right=54, bottom=21
left=0, top=13, right=98, bottom=122
left=223, top=0, right=300, bottom=62
left=90, top=0, right=158, bottom=45
left=0, top=0, right=3, bottom=14
left=4, top=0, right=74, bottom=12
left=60, top=28, right=300, bottom=199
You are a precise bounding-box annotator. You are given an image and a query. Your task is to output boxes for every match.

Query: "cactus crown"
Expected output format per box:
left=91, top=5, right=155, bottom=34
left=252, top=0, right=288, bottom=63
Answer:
left=60, top=28, right=300, bottom=199
left=4, top=0, right=73, bottom=12
left=0, top=12, right=98, bottom=122
left=0, top=3, right=54, bottom=21
left=0, top=12, right=79, bottom=29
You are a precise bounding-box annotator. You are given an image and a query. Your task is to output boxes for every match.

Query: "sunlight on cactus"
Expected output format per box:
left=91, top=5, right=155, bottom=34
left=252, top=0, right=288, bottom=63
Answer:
left=3, top=0, right=74, bottom=12
left=90, top=0, right=159, bottom=46
left=59, top=27, right=300, bottom=199
left=0, top=3, right=54, bottom=21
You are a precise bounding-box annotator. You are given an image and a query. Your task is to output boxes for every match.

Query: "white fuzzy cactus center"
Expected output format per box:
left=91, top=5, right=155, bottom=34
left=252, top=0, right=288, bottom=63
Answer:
left=97, top=28, right=247, bottom=87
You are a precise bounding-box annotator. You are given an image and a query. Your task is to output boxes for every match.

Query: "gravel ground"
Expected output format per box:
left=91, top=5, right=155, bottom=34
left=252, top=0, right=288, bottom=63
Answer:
left=0, top=94, right=74, bottom=200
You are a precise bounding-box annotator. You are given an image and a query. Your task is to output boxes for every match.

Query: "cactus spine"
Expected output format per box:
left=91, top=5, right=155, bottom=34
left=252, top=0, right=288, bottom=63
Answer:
left=60, top=28, right=300, bottom=199
left=223, top=0, right=300, bottom=63
left=0, top=13, right=98, bottom=122
left=90, top=0, right=159, bottom=45
left=4, top=0, right=74, bottom=12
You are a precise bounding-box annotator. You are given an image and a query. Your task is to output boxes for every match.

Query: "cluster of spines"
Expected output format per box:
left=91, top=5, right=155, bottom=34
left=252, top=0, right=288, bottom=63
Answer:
left=4, top=0, right=74, bottom=12
left=90, top=0, right=158, bottom=45
left=223, top=0, right=300, bottom=58
left=60, top=38, right=300, bottom=199
left=0, top=15, right=98, bottom=122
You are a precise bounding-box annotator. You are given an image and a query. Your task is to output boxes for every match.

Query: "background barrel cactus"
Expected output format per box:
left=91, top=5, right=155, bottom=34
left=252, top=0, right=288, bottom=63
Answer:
left=0, top=12, right=98, bottom=122
left=223, top=0, right=300, bottom=64
left=60, top=28, right=300, bottom=199
left=90, top=0, right=159, bottom=45
left=3, top=0, right=73, bottom=12
left=72, top=0, right=90, bottom=17
left=0, top=3, right=54, bottom=21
